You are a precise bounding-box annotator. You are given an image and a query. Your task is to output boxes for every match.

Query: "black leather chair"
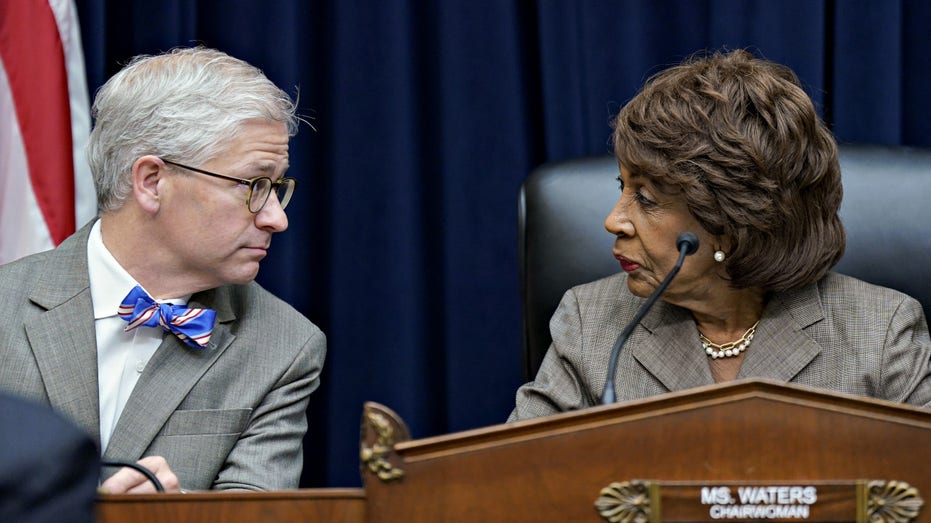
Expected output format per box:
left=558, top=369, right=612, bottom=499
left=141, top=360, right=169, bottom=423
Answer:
left=518, top=144, right=931, bottom=381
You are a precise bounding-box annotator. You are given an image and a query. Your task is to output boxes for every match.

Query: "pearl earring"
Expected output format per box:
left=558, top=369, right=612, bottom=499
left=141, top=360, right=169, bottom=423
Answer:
left=714, top=250, right=726, bottom=262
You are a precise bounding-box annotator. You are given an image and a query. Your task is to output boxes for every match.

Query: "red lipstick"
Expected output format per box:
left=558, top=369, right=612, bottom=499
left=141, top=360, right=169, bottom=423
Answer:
left=615, top=254, right=640, bottom=272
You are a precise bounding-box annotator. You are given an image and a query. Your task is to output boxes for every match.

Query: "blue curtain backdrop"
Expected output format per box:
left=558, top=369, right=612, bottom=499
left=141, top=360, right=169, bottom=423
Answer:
left=74, top=0, right=931, bottom=487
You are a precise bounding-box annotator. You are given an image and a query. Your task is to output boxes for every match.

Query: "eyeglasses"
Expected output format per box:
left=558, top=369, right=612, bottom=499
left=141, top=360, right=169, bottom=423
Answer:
left=161, top=159, right=296, bottom=213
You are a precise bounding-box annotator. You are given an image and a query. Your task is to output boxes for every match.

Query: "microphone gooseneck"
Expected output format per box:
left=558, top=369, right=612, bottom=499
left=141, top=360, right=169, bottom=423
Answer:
left=600, top=232, right=700, bottom=404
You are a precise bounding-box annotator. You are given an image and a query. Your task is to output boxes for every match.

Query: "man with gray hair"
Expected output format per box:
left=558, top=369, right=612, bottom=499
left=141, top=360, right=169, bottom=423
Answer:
left=0, top=47, right=325, bottom=493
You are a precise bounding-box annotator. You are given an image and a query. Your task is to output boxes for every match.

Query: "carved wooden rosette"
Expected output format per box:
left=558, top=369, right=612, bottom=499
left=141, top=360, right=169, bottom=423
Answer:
left=862, top=480, right=924, bottom=523
left=359, top=402, right=411, bottom=483
left=595, top=481, right=657, bottom=523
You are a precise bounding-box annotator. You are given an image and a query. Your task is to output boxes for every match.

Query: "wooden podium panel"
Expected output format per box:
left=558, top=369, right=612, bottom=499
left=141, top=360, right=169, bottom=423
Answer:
left=361, top=379, right=929, bottom=522
left=96, top=488, right=365, bottom=523
left=93, top=380, right=927, bottom=522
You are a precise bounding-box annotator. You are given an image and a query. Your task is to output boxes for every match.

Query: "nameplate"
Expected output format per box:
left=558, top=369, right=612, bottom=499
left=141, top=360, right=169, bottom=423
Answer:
left=595, top=480, right=924, bottom=523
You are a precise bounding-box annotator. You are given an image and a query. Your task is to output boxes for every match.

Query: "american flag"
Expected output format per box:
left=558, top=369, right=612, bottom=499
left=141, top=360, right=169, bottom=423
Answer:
left=0, top=0, right=96, bottom=264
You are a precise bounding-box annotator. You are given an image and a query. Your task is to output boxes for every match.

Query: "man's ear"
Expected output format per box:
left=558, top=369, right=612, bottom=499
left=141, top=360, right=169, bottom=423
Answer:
left=131, top=156, right=166, bottom=213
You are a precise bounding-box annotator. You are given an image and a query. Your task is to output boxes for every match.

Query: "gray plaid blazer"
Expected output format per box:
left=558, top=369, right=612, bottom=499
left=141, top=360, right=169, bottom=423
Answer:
left=0, top=221, right=326, bottom=490
left=510, top=272, right=931, bottom=421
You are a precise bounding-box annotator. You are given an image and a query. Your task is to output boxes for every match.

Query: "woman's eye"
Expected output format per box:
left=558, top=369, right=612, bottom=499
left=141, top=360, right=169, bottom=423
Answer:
left=617, top=175, right=657, bottom=207
left=636, top=191, right=657, bottom=206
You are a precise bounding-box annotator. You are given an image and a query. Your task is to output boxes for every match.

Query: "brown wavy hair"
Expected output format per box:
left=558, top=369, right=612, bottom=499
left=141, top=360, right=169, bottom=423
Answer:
left=613, top=49, right=845, bottom=291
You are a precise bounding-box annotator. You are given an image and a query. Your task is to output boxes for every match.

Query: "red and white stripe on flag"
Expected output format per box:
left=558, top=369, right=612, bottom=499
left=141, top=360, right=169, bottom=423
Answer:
left=0, top=0, right=95, bottom=265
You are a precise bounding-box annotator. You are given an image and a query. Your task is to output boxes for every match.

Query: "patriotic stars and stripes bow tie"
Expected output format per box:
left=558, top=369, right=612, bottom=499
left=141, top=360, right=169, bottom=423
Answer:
left=118, top=285, right=217, bottom=349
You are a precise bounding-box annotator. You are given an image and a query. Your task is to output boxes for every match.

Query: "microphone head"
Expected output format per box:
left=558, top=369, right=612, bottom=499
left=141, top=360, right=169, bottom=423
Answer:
left=676, top=232, right=700, bottom=255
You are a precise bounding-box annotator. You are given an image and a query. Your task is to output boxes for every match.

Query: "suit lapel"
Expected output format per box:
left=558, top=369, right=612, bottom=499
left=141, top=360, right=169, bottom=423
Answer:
left=25, top=292, right=101, bottom=444
left=739, top=284, right=824, bottom=381
left=24, top=222, right=101, bottom=445
left=103, top=287, right=237, bottom=461
left=625, top=282, right=825, bottom=393
left=630, top=301, right=714, bottom=392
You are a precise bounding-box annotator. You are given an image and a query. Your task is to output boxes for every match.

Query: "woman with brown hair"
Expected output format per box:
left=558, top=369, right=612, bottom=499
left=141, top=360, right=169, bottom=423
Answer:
left=510, top=50, right=931, bottom=420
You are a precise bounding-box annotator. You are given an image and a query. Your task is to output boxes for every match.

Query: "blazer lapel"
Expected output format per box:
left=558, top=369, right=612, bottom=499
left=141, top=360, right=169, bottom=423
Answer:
left=626, top=282, right=825, bottom=393
left=630, top=301, right=714, bottom=392
left=103, top=288, right=237, bottom=462
left=23, top=223, right=101, bottom=446
left=739, top=284, right=825, bottom=381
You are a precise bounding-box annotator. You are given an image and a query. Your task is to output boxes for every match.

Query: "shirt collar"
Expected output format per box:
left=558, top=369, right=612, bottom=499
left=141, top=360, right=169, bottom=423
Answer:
left=86, top=220, right=190, bottom=319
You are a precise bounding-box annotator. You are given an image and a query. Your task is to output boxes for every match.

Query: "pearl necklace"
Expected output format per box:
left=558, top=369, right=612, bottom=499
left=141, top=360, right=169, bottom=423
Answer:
left=700, top=321, right=760, bottom=359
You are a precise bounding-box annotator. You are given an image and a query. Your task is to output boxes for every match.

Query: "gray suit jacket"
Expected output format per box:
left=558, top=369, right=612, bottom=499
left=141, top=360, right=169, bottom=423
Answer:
left=510, top=272, right=931, bottom=421
left=0, top=221, right=326, bottom=490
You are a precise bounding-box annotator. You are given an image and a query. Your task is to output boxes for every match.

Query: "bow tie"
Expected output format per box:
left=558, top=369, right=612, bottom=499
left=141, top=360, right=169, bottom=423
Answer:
left=118, top=286, right=216, bottom=349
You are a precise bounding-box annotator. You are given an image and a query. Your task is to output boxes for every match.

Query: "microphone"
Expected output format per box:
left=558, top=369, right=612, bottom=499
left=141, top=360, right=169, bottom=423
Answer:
left=600, top=232, right=700, bottom=404
left=101, top=459, right=165, bottom=493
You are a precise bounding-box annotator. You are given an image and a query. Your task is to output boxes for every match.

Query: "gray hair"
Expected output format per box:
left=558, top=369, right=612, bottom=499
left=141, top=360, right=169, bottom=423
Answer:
left=87, top=47, right=299, bottom=212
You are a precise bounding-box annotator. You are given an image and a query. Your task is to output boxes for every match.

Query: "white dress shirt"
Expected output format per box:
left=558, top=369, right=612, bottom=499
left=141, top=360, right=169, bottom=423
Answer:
left=86, top=220, right=190, bottom=454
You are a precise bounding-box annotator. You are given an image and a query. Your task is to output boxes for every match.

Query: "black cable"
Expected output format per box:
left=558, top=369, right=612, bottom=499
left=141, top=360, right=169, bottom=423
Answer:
left=601, top=232, right=699, bottom=404
left=101, top=459, right=165, bottom=493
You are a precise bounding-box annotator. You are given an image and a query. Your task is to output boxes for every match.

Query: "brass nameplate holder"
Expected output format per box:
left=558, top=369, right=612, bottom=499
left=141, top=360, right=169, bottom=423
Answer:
left=595, top=480, right=923, bottom=523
